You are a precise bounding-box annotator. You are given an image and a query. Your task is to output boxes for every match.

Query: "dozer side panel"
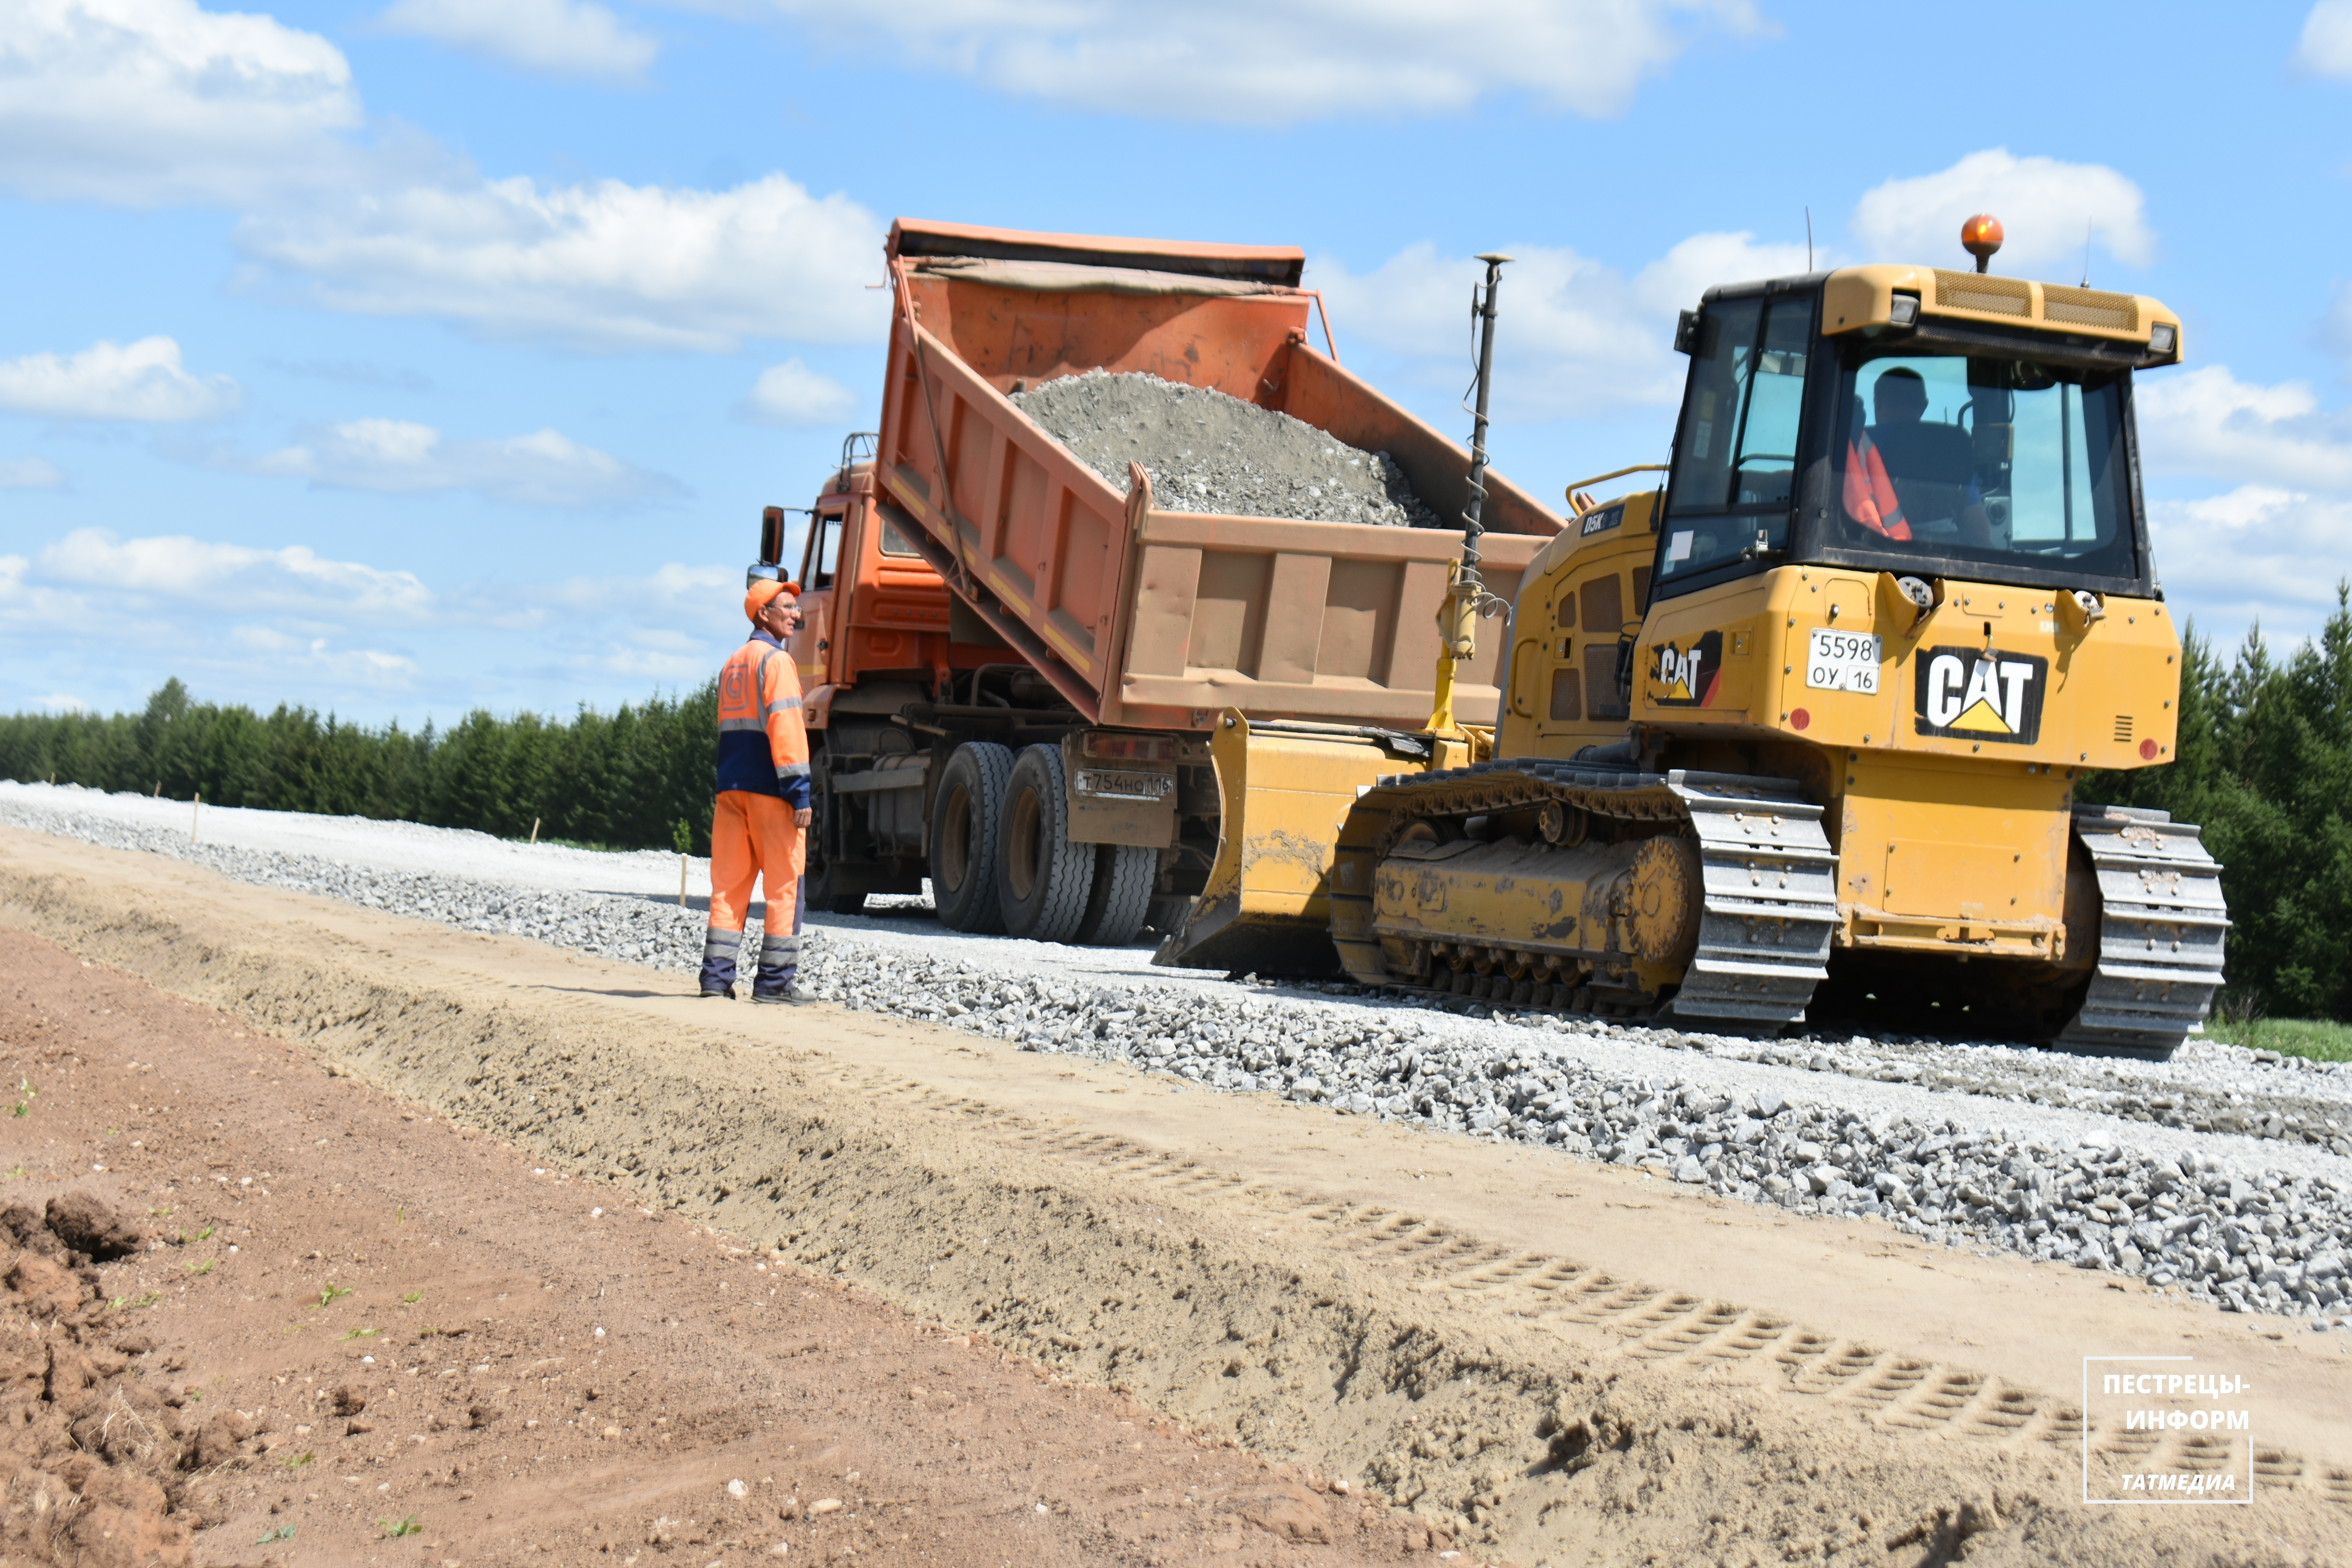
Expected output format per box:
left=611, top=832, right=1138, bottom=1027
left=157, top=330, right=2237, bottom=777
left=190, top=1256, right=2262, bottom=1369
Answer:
left=1497, top=489, right=1660, bottom=757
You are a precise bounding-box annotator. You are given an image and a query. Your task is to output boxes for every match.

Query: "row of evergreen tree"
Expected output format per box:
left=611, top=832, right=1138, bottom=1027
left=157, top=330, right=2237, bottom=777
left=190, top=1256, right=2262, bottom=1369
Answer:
left=0, top=591, right=2346, bottom=1017
left=2091, top=588, right=2352, bottom=1022
left=0, top=677, right=720, bottom=856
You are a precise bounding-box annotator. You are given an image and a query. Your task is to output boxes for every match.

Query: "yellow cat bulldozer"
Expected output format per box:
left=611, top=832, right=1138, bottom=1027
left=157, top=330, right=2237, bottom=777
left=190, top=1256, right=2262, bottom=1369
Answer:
left=1172, top=221, right=2226, bottom=1061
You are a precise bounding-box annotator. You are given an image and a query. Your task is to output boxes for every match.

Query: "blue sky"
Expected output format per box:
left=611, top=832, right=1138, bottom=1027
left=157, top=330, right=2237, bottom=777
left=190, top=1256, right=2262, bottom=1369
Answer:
left=5, top=0, right=2352, bottom=724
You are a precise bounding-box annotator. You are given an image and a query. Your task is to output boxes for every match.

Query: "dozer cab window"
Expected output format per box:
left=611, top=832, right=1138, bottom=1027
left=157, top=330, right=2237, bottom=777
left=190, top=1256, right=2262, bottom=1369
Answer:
left=1657, top=294, right=1812, bottom=587
left=1831, top=351, right=2136, bottom=580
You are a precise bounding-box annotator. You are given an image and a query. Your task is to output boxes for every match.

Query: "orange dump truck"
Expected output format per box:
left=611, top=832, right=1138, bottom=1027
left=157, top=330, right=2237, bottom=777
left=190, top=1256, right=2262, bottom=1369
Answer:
left=757, top=220, right=1562, bottom=967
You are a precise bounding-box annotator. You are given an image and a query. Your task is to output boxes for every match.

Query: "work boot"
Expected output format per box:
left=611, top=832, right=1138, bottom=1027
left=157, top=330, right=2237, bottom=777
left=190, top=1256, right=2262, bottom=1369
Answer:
left=749, top=931, right=800, bottom=1004
left=698, top=927, right=742, bottom=998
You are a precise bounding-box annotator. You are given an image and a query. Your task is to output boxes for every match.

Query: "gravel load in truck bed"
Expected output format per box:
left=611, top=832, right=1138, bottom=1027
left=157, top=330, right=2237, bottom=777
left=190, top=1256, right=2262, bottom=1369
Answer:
left=1013, top=369, right=1443, bottom=528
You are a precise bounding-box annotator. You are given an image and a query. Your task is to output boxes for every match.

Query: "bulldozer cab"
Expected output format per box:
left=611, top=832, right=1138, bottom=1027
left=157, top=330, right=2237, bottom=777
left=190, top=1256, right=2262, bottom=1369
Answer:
left=1649, top=267, right=2179, bottom=613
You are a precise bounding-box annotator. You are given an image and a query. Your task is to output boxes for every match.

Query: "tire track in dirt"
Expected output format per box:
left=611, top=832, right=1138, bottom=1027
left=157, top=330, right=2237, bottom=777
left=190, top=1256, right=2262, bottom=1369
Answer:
left=6, top=835, right=2350, bottom=1566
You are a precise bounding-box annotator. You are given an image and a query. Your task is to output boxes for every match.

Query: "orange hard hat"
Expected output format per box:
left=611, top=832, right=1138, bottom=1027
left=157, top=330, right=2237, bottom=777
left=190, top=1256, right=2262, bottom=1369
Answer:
left=745, top=578, right=800, bottom=621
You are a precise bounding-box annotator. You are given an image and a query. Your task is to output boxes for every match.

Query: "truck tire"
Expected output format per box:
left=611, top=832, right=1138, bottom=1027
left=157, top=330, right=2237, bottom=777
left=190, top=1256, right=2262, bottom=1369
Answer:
left=1075, top=842, right=1155, bottom=946
left=996, top=744, right=1097, bottom=943
left=929, top=742, right=1013, bottom=933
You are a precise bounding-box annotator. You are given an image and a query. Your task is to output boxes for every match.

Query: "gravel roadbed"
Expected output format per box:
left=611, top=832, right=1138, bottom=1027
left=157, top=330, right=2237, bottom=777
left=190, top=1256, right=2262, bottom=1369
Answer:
left=5, top=786, right=2347, bottom=1328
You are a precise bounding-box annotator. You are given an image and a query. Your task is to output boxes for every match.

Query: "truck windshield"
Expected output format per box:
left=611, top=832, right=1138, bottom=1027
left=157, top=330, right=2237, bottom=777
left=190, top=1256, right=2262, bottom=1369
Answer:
left=1832, top=350, right=2136, bottom=579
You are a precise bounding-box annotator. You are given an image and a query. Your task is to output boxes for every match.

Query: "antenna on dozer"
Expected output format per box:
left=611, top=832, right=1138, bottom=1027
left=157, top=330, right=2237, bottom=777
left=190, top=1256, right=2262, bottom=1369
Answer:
left=1460, top=254, right=1510, bottom=573
left=1806, top=207, right=1813, bottom=271
left=2082, top=220, right=2093, bottom=288
left=1430, top=254, right=1512, bottom=736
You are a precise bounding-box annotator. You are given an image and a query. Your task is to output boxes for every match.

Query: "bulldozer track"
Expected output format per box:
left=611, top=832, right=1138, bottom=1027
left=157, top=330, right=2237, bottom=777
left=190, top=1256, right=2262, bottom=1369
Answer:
left=1332, top=759, right=1837, bottom=1026
left=2056, top=804, right=2229, bottom=1062
left=1661, top=772, right=1838, bottom=1025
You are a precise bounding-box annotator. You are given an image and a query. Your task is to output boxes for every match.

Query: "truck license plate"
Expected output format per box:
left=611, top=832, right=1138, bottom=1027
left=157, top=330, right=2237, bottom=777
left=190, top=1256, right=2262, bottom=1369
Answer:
left=1806, top=628, right=1880, bottom=694
left=1075, top=769, right=1172, bottom=802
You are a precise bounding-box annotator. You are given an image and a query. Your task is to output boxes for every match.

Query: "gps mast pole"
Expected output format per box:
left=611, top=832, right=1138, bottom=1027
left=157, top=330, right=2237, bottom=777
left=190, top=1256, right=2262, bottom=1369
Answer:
left=1430, top=254, right=1510, bottom=736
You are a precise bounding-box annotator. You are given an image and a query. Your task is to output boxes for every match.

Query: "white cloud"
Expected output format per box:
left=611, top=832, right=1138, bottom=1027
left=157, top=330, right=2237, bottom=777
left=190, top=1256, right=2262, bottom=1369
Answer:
left=1316, top=230, right=1808, bottom=419
left=2295, top=0, right=2352, bottom=78
left=38, top=527, right=438, bottom=622
left=747, top=0, right=1767, bottom=124
left=33, top=692, right=87, bottom=712
left=0, top=0, right=359, bottom=206
left=2136, top=366, right=2352, bottom=494
left=0, top=457, right=66, bottom=488
left=377, top=0, right=658, bottom=81
left=2129, top=363, right=2352, bottom=642
left=248, top=417, right=683, bottom=507
left=740, top=358, right=859, bottom=426
left=0, top=337, right=241, bottom=421
left=1849, top=149, right=2154, bottom=276
left=236, top=170, right=888, bottom=352
left=223, top=626, right=421, bottom=686
left=2147, top=485, right=2352, bottom=638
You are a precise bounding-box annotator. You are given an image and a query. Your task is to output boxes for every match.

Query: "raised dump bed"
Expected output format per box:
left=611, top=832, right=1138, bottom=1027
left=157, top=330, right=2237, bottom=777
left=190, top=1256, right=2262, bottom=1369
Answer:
left=873, top=219, right=1562, bottom=732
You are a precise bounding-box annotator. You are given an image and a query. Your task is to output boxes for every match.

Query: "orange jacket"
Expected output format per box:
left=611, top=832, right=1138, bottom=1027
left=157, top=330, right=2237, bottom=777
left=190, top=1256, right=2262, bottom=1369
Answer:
left=1842, top=433, right=1912, bottom=541
left=715, top=629, right=811, bottom=807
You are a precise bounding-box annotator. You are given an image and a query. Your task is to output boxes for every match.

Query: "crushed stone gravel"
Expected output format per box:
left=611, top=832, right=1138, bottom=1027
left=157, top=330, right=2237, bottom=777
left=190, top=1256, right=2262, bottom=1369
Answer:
left=1013, top=369, right=1442, bottom=527
left=4, top=784, right=2347, bottom=1329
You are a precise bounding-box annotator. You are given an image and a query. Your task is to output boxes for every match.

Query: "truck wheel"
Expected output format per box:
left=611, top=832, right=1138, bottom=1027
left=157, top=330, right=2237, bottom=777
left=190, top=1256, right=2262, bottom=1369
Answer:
left=1075, top=843, right=1155, bottom=946
left=929, top=742, right=1013, bottom=933
left=997, top=744, right=1097, bottom=943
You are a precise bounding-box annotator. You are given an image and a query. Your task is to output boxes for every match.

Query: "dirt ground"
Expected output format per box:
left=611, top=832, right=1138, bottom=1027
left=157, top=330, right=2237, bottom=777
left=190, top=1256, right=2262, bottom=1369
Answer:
left=0, top=932, right=1434, bottom=1568
left=4, top=828, right=2351, bottom=1568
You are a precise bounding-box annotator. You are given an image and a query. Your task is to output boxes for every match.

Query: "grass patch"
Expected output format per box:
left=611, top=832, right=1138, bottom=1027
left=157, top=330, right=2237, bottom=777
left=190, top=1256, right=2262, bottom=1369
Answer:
left=312, top=1283, right=353, bottom=1310
left=380, top=1516, right=421, bottom=1539
left=256, top=1524, right=297, bottom=1545
left=2203, top=1015, right=2352, bottom=1063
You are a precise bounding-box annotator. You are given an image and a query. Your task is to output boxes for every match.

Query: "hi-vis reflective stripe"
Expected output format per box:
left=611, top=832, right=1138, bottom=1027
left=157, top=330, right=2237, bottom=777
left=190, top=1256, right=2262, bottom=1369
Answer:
left=776, top=762, right=811, bottom=779
left=753, top=647, right=799, bottom=723
left=760, top=934, right=801, bottom=956
left=719, top=717, right=767, bottom=733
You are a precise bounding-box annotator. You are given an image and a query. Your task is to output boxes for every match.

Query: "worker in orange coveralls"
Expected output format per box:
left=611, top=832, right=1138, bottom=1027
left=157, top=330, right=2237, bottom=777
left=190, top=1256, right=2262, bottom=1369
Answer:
left=699, top=578, right=812, bottom=1002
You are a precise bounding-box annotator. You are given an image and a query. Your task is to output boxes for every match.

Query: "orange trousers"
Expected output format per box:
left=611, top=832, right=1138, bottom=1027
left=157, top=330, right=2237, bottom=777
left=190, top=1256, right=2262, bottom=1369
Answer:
left=708, top=789, right=804, bottom=933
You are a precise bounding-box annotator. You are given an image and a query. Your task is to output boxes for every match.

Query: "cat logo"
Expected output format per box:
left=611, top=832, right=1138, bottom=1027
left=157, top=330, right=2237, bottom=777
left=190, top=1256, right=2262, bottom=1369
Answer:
left=1913, top=647, right=2047, bottom=745
left=1648, top=631, right=1723, bottom=707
